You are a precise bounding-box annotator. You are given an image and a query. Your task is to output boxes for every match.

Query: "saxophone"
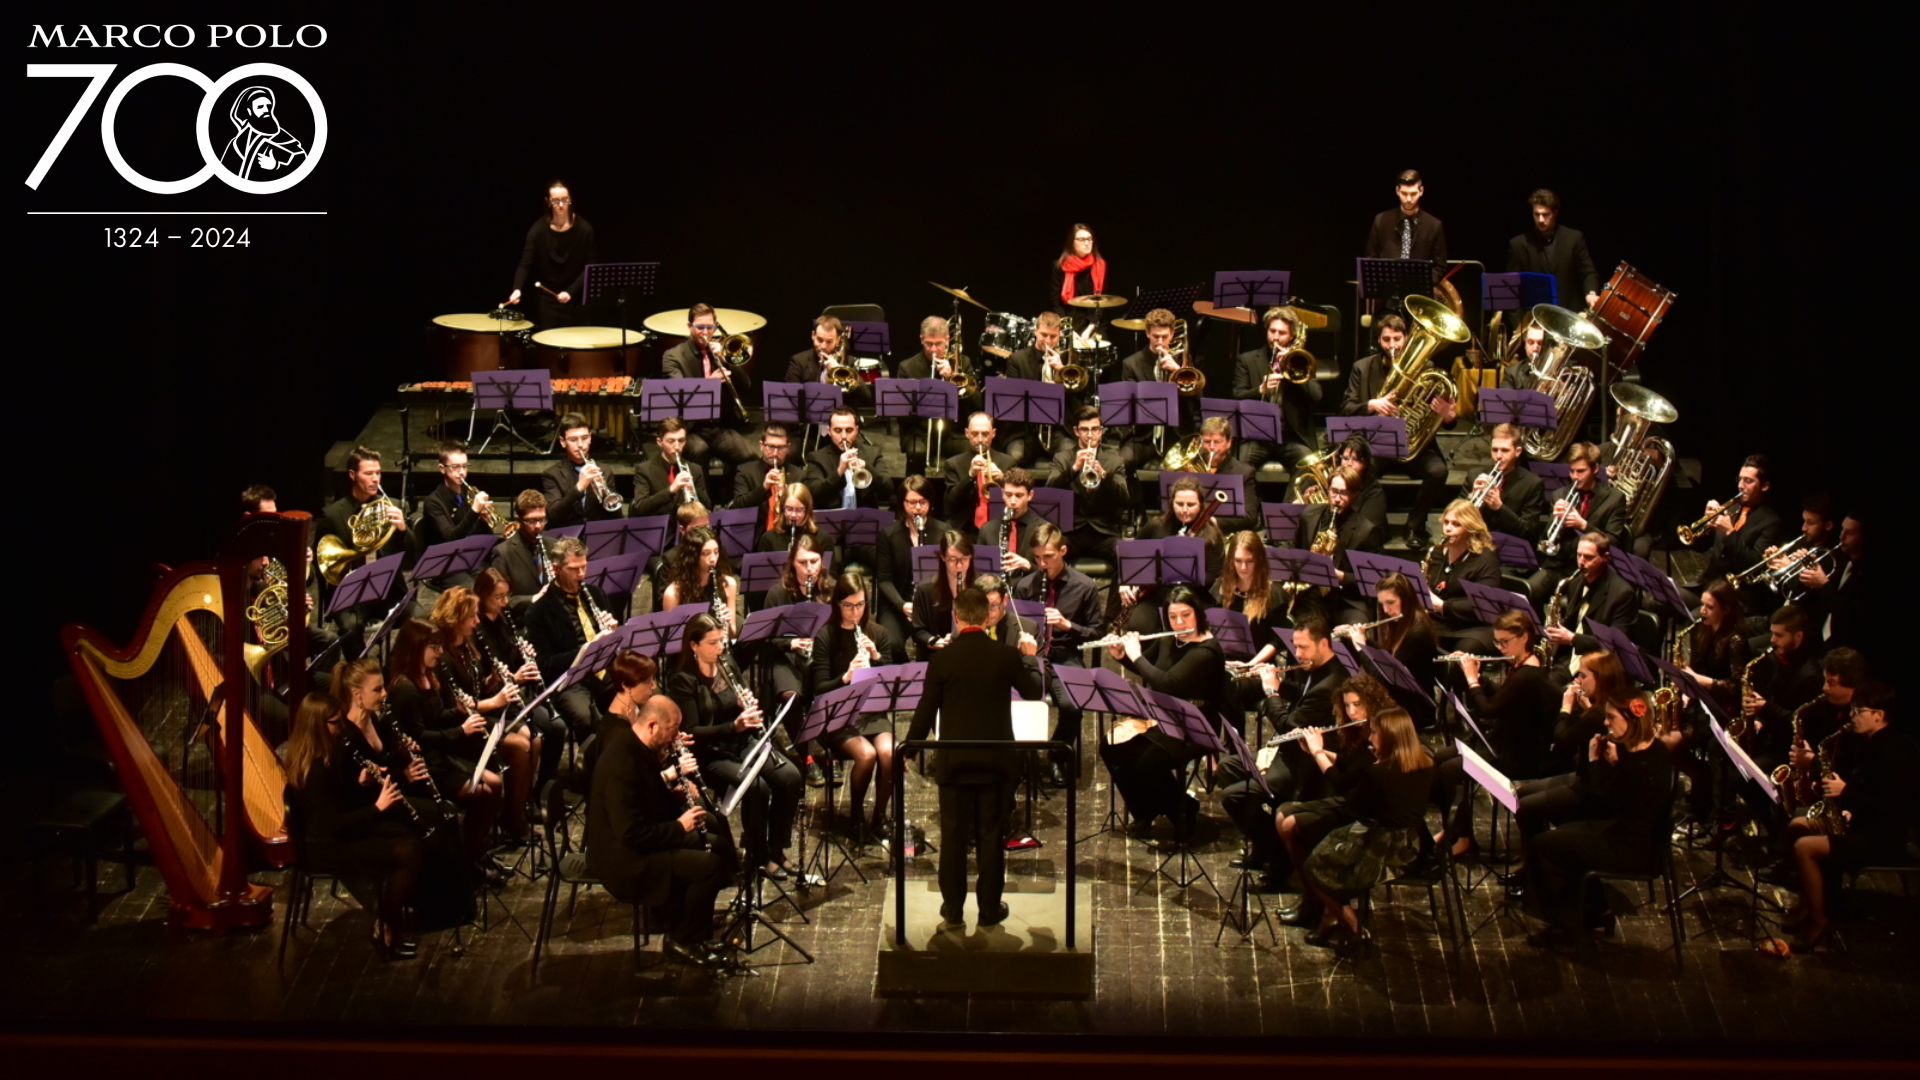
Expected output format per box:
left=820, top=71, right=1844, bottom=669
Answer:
left=1729, top=645, right=1774, bottom=748
left=1772, top=697, right=1826, bottom=815
left=1283, top=519, right=1341, bottom=615
left=1802, top=724, right=1849, bottom=836
left=1536, top=572, right=1576, bottom=666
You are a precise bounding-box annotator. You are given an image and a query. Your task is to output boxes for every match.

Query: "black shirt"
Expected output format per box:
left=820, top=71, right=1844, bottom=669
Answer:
left=512, top=216, right=595, bottom=298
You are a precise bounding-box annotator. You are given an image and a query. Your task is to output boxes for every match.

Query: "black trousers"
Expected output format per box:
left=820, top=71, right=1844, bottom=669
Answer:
left=1045, top=657, right=1085, bottom=763
left=938, top=777, right=1011, bottom=912
left=1528, top=821, right=1647, bottom=932
left=1237, top=439, right=1313, bottom=474
left=705, top=754, right=803, bottom=864
left=553, top=683, right=601, bottom=740
left=1063, top=525, right=1119, bottom=568
left=660, top=846, right=735, bottom=944
left=1215, top=737, right=1323, bottom=871
left=1395, top=443, right=1450, bottom=536
left=1100, top=733, right=1200, bottom=827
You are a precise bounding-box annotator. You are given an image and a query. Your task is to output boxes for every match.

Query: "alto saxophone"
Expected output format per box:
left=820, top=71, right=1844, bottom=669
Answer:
left=1802, top=724, right=1849, bottom=836
left=1729, top=645, right=1774, bottom=748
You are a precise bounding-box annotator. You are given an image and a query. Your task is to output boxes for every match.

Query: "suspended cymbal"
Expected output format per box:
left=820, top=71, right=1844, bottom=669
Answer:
left=929, top=281, right=990, bottom=310
left=1067, top=293, right=1127, bottom=309
left=1110, top=317, right=1148, bottom=332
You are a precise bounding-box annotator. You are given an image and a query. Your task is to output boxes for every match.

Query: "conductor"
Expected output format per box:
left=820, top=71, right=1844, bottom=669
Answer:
left=904, top=585, right=1042, bottom=928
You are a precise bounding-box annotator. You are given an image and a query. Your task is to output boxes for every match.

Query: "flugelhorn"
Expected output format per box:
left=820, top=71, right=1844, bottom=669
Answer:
left=463, top=480, right=500, bottom=530
left=838, top=435, right=872, bottom=490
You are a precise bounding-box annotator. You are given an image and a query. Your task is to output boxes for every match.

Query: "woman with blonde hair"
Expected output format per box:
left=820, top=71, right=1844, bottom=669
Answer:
left=1428, top=499, right=1505, bottom=651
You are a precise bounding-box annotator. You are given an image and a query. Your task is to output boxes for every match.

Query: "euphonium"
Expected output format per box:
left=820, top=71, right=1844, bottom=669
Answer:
left=317, top=487, right=398, bottom=585
left=1677, top=491, right=1743, bottom=546
left=1160, top=435, right=1204, bottom=471
left=1519, top=304, right=1608, bottom=461
left=1604, top=382, right=1680, bottom=536
left=1380, top=295, right=1470, bottom=460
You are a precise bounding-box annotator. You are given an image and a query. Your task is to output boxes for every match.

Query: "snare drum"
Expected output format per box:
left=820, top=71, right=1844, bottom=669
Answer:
left=1590, top=262, right=1675, bottom=372
left=530, top=326, right=644, bottom=379
left=432, top=312, right=532, bottom=379
left=979, top=312, right=1033, bottom=358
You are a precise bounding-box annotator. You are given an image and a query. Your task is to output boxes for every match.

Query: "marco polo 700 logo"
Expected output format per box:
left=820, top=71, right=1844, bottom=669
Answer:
left=27, top=60, right=327, bottom=194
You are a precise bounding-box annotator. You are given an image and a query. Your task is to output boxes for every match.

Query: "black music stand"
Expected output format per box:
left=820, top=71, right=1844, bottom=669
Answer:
left=1613, top=549, right=1692, bottom=621
left=1055, top=665, right=1143, bottom=841
left=763, top=381, right=844, bottom=427
left=582, top=261, right=659, bottom=362
left=1213, top=270, right=1289, bottom=313
left=544, top=524, right=584, bottom=543
left=1200, top=398, right=1283, bottom=446
left=582, top=515, right=669, bottom=562
left=874, top=378, right=960, bottom=475
left=1121, top=281, right=1208, bottom=323
left=1330, top=639, right=1363, bottom=676
left=716, top=692, right=818, bottom=952
left=1475, top=388, right=1559, bottom=431
left=986, top=488, right=1074, bottom=532
left=1212, top=710, right=1279, bottom=947
left=1156, top=472, right=1246, bottom=519
left=1347, top=550, right=1433, bottom=603
left=1116, top=537, right=1207, bottom=587
left=1460, top=579, right=1540, bottom=627
left=1325, top=415, right=1409, bottom=462
left=1355, top=258, right=1436, bottom=355
left=1490, top=532, right=1539, bottom=572
left=472, top=369, right=554, bottom=456
left=410, top=534, right=500, bottom=584
left=1263, top=505, right=1306, bottom=542
left=813, top=509, right=888, bottom=553
left=1135, top=688, right=1225, bottom=902
left=797, top=681, right=874, bottom=884
left=709, top=506, right=762, bottom=559
left=323, top=550, right=404, bottom=647
left=1688, top=716, right=1787, bottom=942
left=639, top=378, right=721, bottom=429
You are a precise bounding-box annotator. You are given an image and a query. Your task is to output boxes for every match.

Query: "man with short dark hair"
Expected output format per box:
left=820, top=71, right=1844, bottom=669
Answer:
left=1461, top=423, right=1547, bottom=544
left=1231, top=306, right=1322, bottom=473
left=1526, top=441, right=1627, bottom=605
left=896, top=315, right=982, bottom=465
left=1047, top=405, right=1128, bottom=565
left=1692, top=454, right=1790, bottom=611
left=542, top=413, right=624, bottom=528
left=1116, top=307, right=1184, bottom=471
left=1506, top=189, right=1600, bottom=312
left=660, top=302, right=759, bottom=477
left=487, top=491, right=554, bottom=610
left=1187, top=416, right=1261, bottom=538
left=999, top=311, right=1068, bottom=466
left=1801, top=511, right=1881, bottom=653
left=729, top=424, right=794, bottom=524
left=1744, top=604, right=1826, bottom=776
left=787, top=315, right=876, bottom=414
left=1012, top=523, right=1105, bottom=786
left=1366, top=169, right=1447, bottom=262
left=1539, top=531, right=1639, bottom=678
left=527, top=535, right=618, bottom=735
left=977, top=467, right=1041, bottom=580
left=802, top=407, right=893, bottom=572
left=632, top=418, right=710, bottom=518
left=1341, top=316, right=1457, bottom=551
left=419, top=440, right=499, bottom=589
left=319, top=446, right=417, bottom=641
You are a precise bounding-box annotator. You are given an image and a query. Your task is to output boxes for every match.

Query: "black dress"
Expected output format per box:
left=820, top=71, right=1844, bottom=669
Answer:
left=1101, top=636, right=1232, bottom=829
left=808, top=622, right=905, bottom=745
left=664, top=665, right=803, bottom=864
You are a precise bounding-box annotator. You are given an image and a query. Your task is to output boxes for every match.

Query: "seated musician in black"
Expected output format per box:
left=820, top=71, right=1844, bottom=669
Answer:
left=472, top=567, right=566, bottom=791
left=787, top=315, right=875, bottom=415
left=802, top=407, right=892, bottom=572
left=728, top=423, right=794, bottom=517
left=897, top=316, right=983, bottom=466
left=1523, top=690, right=1674, bottom=949
left=1244, top=670, right=1389, bottom=898
left=1462, top=424, right=1547, bottom=547
left=646, top=500, right=710, bottom=606
left=1188, top=416, right=1262, bottom=538
left=1341, top=314, right=1459, bottom=552
left=587, top=694, right=738, bottom=967
left=632, top=417, right=710, bottom=519
left=1539, top=531, right=1639, bottom=683
left=658, top=525, right=740, bottom=636
left=1525, top=442, right=1627, bottom=606
left=1334, top=435, right=1390, bottom=540
left=660, top=302, right=759, bottom=477
left=541, top=413, right=626, bottom=529
left=875, top=477, right=944, bottom=650
left=1231, top=305, right=1322, bottom=473
left=808, top=571, right=905, bottom=837
left=1780, top=682, right=1919, bottom=952
left=976, top=467, right=1043, bottom=584
left=1216, top=530, right=1290, bottom=715
left=319, top=446, right=418, bottom=644
left=1756, top=647, right=1870, bottom=880
left=416, top=440, right=498, bottom=590
left=1099, top=587, right=1234, bottom=841
left=1426, top=500, right=1505, bottom=652
left=665, top=613, right=805, bottom=880
left=525, top=536, right=617, bottom=738
left=1433, top=610, right=1560, bottom=858
left=1288, top=465, right=1381, bottom=627
left=910, top=531, right=978, bottom=659
left=1047, top=406, right=1128, bottom=567
left=1342, top=572, right=1440, bottom=727
left=1012, top=522, right=1107, bottom=787
left=486, top=491, right=554, bottom=613
left=941, top=412, right=1016, bottom=534
left=757, top=534, right=831, bottom=746
left=1801, top=510, right=1882, bottom=655
left=1213, top=617, right=1350, bottom=883
left=1122, top=478, right=1228, bottom=634
left=386, top=617, right=508, bottom=877
left=1116, top=307, right=1185, bottom=472
left=998, top=312, right=1068, bottom=467
left=1690, top=453, right=1791, bottom=616
left=757, top=482, right=839, bottom=571
left=1745, top=605, right=1838, bottom=776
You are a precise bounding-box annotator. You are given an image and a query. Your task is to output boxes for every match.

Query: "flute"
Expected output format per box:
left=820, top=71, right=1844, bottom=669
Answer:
left=1265, top=717, right=1368, bottom=746
left=1080, top=628, right=1188, bottom=650
left=1332, top=613, right=1403, bottom=640
left=1440, top=653, right=1511, bottom=664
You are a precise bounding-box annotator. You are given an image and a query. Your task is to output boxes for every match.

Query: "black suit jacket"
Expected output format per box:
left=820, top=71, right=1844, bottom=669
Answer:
left=1231, top=348, right=1320, bottom=451
left=1562, top=565, right=1639, bottom=656
left=631, top=454, right=710, bottom=518
left=786, top=348, right=875, bottom=413
left=1341, top=352, right=1461, bottom=447
left=978, top=509, right=1043, bottom=580
left=540, top=459, right=623, bottom=529
left=586, top=723, right=701, bottom=907
left=318, top=493, right=419, bottom=592
left=662, top=340, right=753, bottom=429
left=875, top=517, right=945, bottom=613
left=729, top=457, right=795, bottom=512
left=1464, top=464, right=1547, bottom=542
left=1365, top=209, right=1447, bottom=263
left=940, top=448, right=1016, bottom=526
left=1805, top=555, right=1884, bottom=655
left=802, top=441, right=894, bottom=512
left=1543, top=481, right=1630, bottom=562
left=1507, top=225, right=1600, bottom=309
left=419, top=483, right=494, bottom=550
left=487, top=530, right=554, bottom=604
left=526, top=584, right=615, bottom=682
left=895, top=350, right=983, bottom=412
left=1259, top=658, right=1350, bottom=733
left=1046, top=442, right=1128, bottom=535
left=906, top=628, right=1043, bottom=785
left=1701, top=503, right=1789, bottom=585
left=1295, top=503, right=1382, bottom=609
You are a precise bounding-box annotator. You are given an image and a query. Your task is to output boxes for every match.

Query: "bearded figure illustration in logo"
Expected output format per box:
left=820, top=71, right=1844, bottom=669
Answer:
left=219, top=85, right=308, bottom=179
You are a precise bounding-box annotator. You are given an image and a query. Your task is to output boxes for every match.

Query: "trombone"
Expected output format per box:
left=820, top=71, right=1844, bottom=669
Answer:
left=710, top=317, right=754, bottom=417
left=824, top=323, right=862, bottom=392
left=1166, top=318, right=1204, bottom=397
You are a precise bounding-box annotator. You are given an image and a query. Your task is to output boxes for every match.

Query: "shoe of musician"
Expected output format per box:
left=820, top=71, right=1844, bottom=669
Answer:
left=664, top=937, right=723, bottom=967
left=1402, top=527, right=1431, bottom=553
left=805, top=759, right=826, bottom=788
left=477, top=860, right=510, bottom=890
left=763, top=861, right=790, bottom=882
left=1277, top=899, right=1323, bottom=927
left=938, top=902, right=966, bottom=928
left=1303, top=923, right=1342, bottom=949
left=1334, top=928, right=1375, bottom=961
left=977, top=900, right=1011, bottom=927
left=1047, top=762, right=1069, bottom=789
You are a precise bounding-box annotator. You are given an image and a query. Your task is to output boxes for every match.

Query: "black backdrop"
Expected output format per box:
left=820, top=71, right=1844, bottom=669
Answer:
left=24, top=9, right=1884, bottom=684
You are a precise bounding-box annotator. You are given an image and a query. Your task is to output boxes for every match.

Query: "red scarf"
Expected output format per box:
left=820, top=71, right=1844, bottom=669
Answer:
left=1059, top=253, right=1106, bottom=303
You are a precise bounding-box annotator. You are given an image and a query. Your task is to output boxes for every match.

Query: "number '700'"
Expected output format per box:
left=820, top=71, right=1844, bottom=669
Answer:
left=27, top=62, right=327, bottom=195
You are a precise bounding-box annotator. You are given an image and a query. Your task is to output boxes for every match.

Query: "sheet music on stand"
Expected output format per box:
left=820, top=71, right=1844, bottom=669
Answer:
left=410, top=534, right=500, bottom=583
left=1116, top=536, right=1207, bottom=586
left=639, top=378, right=720, bottom=424
left=1206, top=608, right=1255, bottom=659
left=1481, top=271, right=1556, bottom=311
left=584, top=551, right=648, bottom=600
left=326, top=551, right=406, bottom=619
left=1199, top=398, right=1282, bottom=445
left=1455, top=736, right=1517, bottom=813
left=1440, top=687, right=1494, bottom=754
left=1460, top=578, right=1540, bottom=626
left=472, top=370, right=554, bottom=454
left=1612, top=549, right=1692, bottom=619
left=1100, top=381, right=1178, bottom=430
left=763, top=381, right=845, bottom=426
left=813, top=508, right=889, bottom=551
left=1346, top=549, right=1433, bottom=601
left=843, top=320, right=891, bottom=359
left=1475, top=388, right=1558, bottom=430
left=1582, top=619, right=1654, bottom=684
left=1266, top=546, right=1340, bottom=594
left=737, top=550, right=831, bottom=594
left=1325, top=415, right=1409, bottom=461
left=1360, top=644, right=1422, bottom=697
left=725, top=694, right=798, bottom=816
left=1262, top=505, right=1306, bottom=543
left=708, top=506, right=762, bottom=559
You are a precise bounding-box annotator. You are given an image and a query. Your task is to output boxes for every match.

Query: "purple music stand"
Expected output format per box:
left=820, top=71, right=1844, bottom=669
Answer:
left=639, top=377, right=721, bottom=425
left=708, top=506, right=762, bottom=559
left=857, top=662, right=929, bottom=715
left=1325, top=415, right=1410, bottom=461
left=843, top=321, right=891, bottom=358
left=471, top=369, right=554, bottom=454
left=1360, top=644, right=1422, bottom=697
left=737, top=602, right=831, bottom=648
left=585, top=552, right=649, bottom=600
left=562, top=629, right=628, bottom=688
left=874, top=378, right=959, bottom=424
left=1157, top=472, right=1246, bottom=518
left=411, top=534, right=500, bottom=582
left=800, top=681, right=870, bottom=745
left=1055, top=665, right=1145, bottom=717
left=1006, top=598, right=1050, bottom=656
left=984, top=376, right=1065, bottom=430
left=738, top=550, right=830, bottom=594
left=1347, top=550, right=1433, bottom=601
left=1709, top=718, right=1777, bottom=804
left=1330, top=639, right=1362, bottom=675
left=1490, top=531, right=1540, bottom=571
left=1212, top=271, right=1289, bottom=312
left=1116, top=536, right=1207, bottom=586
left=1207, top=608, right=1256, bottom=659
left=326, top=551, right=406, bottom=619
left=814, top=508, right=889, bottom=551
left=1650, top=653, right=1727, bottom=724
left=1102, top=381, right=1178, bottom=430
left=544, top=524, right=584, bottom=542
left=1583, top=619, right=1654, bottom=684
left=1613, top=549, right=1691, bottom=618
left=1263, top=505, right=1306, bottom=542
left=353, top=581, right=421, bottom=660
left=1442, top=688, right=1496, bottom=757
left=974, top=546, right=1003, bottom=576
left=1216, top=715, right=1272, bottom=799
left=1530, top=461, right=1571, bottom=484
left=619, top=605, right=703, bottom=658
left=1199, top=398, right=1282, bottom=445
left=1454, top=735, right=1518, bottom=813
left=763, top=381, right=845, bottom=427
left=987, top=488, right=1074, bottom=532
left=911, top=543, right=939, bottom=583
left=1141, top=689, right=1222, bottom=755
left=1475, top=388, right=1559, bottom=430
left=583, top=515, right=669, bottom=562
left=1266, top=546, right=1340, bottom=594
left=1461, top=579, right=1540, bottom=627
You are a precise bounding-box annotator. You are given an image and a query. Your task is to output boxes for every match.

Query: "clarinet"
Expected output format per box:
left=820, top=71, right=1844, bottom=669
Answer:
left=501, top=608, right=547, bottom=693
left=666, top=732, right=715, bottom=850
left=1001, top=503, right=1016, bottom=571
left=350, top=743, right=437, bottom=837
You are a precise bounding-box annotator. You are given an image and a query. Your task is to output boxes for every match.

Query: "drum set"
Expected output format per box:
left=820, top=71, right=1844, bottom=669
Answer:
left=930, top=282, right=1127, bottom=377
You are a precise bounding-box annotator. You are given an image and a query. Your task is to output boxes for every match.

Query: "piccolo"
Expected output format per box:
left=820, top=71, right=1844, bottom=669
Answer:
left=1265, top=718, right=1368, bottom=746
left=1080, top=628, right=1187, bottom=650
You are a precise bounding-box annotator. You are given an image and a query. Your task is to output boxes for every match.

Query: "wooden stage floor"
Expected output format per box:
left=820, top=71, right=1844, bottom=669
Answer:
left=5, top=751, right=1916, bottom=1059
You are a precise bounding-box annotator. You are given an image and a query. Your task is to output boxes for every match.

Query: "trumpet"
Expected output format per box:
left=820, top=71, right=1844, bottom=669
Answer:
left=1538, top=491, right=1578, bottom=557
left=1677, top=492, right=1742, bottom=546
left=1465, top=460, right=1507, bottom=509
left=586, top=456, right=625, bottom=512
left=665, top=450, right=696, bottom=505
left=1732, top=534, right=1804, bottom=586
left=837, top=436, right=872, bottom=490
left=1075, top=434, right=1103, bottom=491
left=463, top=480, right=500, bottom=530
left=1763, top=544, right=1835, bottom=601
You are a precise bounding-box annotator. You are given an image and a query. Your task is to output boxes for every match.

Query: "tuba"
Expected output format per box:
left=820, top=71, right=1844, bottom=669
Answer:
left=1604, top=383, right=1680, bottom=536
left=317, top=488, right=398, bottom=585
left=1379, top=295, right=1470, bottom=460
left=1519, top=304, right=1609, bottom=461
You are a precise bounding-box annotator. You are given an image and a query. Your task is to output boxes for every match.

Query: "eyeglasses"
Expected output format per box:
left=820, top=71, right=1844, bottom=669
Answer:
left=690, top=324, right=717, bottom=332
left=548, top=197, right=571, bottom=205
left=1492, top=635, right=1519, bottom=648
left=839, top=600, right=866, bottom=610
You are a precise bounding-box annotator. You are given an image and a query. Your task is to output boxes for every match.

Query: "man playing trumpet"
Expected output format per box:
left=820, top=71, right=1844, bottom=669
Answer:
left=940, top=412, right=1016, bottom=531
left=1232, top=306, right=1323, bottom=474
left=1046, top=406, right=1127, bottom=566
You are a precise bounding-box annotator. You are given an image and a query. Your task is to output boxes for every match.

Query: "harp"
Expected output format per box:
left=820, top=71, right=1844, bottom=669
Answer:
left=62, top=512, right=312, bottom=930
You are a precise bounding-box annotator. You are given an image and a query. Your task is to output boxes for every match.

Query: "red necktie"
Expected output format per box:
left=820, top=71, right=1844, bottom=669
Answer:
left=1579, top=490, right=1591, bottom=520
left=974, top=469, right=989, bottom=528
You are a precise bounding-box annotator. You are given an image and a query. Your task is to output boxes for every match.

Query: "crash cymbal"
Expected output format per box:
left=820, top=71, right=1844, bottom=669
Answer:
left=929, top=281, right=990, bottom=310
left=1067, top=293, right=1127, bottom=309
left=1109, top=317, right=1147, bottom=332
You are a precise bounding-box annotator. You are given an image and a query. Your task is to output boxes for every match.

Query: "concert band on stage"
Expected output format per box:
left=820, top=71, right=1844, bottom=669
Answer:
left=249, top=186, right=1910, bottom=968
